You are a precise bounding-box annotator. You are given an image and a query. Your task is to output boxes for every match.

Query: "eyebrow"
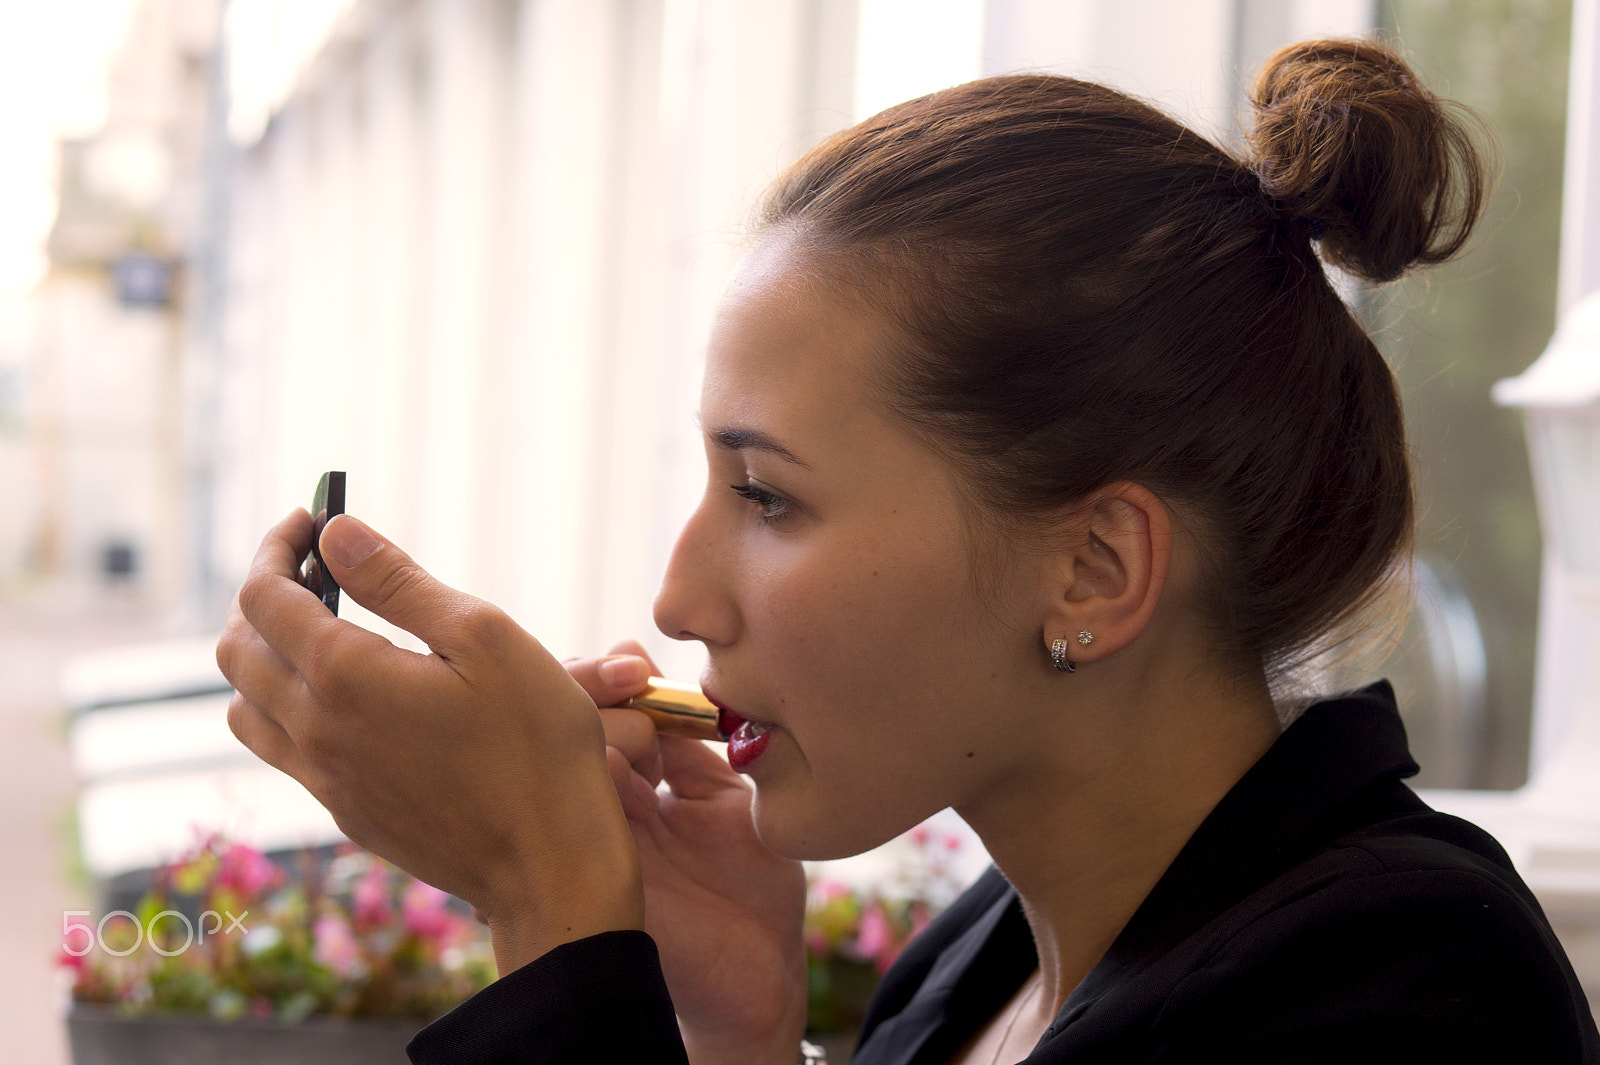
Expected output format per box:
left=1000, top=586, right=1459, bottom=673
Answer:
left=709, top=425, right=812, bottom=469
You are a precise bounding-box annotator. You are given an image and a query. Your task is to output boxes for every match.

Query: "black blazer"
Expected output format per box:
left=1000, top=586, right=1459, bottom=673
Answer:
left=409, top=683, right=1599, bottom=1064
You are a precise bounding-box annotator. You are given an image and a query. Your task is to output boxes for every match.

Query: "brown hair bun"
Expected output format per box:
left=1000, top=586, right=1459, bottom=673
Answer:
left=1248, top=38, right=1493, bottom=282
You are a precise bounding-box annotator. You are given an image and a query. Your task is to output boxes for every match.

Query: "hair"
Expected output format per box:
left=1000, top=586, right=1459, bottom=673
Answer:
left=757, top=38, right=1492, bottom=679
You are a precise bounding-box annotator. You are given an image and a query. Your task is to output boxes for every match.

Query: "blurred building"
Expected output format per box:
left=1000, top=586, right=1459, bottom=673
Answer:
left=6, top=0, right=1384, bottom=656
left=214, top=0, right=861, bottom=672
left=26, top=0, right=221, bottom=610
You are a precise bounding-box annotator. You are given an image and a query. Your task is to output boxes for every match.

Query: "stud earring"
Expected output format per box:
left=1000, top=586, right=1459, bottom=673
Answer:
left=1050, top=638, right=1076, bottom=673
left=1077, top=631, right=1094, bottom=646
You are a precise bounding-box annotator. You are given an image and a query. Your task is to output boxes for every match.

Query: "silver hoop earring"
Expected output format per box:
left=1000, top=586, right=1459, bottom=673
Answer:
left=1050, top=638, right=1076, bottom=673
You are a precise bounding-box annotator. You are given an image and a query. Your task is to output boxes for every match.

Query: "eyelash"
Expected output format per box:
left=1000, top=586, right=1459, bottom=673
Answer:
left=729, top=482, right=792, bottom=524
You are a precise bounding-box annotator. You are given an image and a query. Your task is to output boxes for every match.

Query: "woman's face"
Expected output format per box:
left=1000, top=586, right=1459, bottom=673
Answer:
left=653, top=233, right=1051, bottom=860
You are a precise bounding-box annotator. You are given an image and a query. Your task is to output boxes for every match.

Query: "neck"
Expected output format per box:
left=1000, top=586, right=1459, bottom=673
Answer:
left=955, top=664, right=1281, bottom=1018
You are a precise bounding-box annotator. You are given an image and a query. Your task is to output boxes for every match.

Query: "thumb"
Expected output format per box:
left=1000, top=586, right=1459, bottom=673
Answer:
left=319, top=515, right=484, bottom=657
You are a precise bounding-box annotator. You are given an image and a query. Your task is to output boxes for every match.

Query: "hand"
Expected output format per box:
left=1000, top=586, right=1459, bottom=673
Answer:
left=217, top=510, right=644, bottom=975
left=570, top=646, right=810, bottom=1065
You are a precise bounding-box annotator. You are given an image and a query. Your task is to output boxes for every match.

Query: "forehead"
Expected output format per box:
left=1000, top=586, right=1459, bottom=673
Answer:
left=701, top=234, right=891, bottom=443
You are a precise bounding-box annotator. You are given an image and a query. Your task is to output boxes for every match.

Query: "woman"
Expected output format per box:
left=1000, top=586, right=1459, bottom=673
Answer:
left=218, top=38, right=1599, bottom=1064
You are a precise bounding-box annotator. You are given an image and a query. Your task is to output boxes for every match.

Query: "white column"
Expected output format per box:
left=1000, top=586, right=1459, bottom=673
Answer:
left=980, top=0, right=1093, bottom=78
left=492, top=0, right=858, bottom=666
left=626, top=0, right=859, bottom=676
left=496, top=0, right=629, bottom=657
left=410, top=0, right=512, bottom=596
left=313, top=66, right=362, bottom=480
left=587, top=0, right=675, bottom=658
left=855, top=0, right=981, bottom=118
left=267, top=100, right=327, bottom=520
left=357, top=7, right=428, bottom=555
left=213, top=139, right=279, bottom=587
left=982, top=0, right=1374, bottom=139
left=982, top=0, right=1236, bottom=134
left=1523, top=0, right=1600, bottom=774
left=1561, top=0, right=1600, bottom=315
left=263, top=74, right=358, bottom=525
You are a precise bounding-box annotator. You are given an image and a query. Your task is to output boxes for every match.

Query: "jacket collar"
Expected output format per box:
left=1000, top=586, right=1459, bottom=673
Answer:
left=857, top=682, right=1421, bottom=1064
left=1052, top=679, right=1419, bottom=1030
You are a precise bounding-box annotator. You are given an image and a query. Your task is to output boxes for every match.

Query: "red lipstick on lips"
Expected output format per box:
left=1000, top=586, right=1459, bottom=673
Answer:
left=624, top=679, right=773, bottom=771
left=713, top=701, right=774, bottom=772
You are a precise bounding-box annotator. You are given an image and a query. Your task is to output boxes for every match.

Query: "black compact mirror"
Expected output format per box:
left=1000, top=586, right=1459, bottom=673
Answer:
left=302, top=470, right=346, bottom=614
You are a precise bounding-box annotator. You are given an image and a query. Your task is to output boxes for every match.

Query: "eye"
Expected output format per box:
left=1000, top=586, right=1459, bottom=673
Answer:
left=729, top=482, right=792, bottom=524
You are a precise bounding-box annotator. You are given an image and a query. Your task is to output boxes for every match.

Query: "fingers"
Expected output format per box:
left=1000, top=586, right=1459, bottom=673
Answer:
left=226, top=691, right=312, bottom=784
left=218, top=594, right=297, bottom=707
left=214, top=513, right=651, bottom=956
left=315, top=515, right=515, bottom=666
left=601, top=707, right=664, bottom=787
left=659, top=733, right=747, bottom=801
left=607, top=745, right=661, bottom=820
left=218, top=525, right=332, bottom=737
left=566, top=651, right=655, bottom=708
left=261, top=507, right=316, bottom=575
left=231, top=512, right=348, bottom=689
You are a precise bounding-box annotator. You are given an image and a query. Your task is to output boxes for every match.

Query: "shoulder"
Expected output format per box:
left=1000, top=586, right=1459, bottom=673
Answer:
left=1144, top=807, right=1598, bottom=1062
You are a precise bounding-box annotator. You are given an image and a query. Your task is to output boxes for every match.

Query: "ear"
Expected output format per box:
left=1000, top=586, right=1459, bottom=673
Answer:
left=1041, top=482, right=1171, bottom=665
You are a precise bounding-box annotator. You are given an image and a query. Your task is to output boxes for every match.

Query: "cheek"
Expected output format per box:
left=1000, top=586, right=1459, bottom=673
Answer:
left=758, top=536, right=923, bottom=642
left=747, top=529, right=982, bottom=735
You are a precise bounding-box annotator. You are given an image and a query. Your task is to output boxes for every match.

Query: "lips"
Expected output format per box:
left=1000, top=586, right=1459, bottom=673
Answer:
left=711, top=699, right=775, bottom=773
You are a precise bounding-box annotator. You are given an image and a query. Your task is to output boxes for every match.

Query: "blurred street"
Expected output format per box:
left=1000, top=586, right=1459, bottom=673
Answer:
left=0, top=584, right=176, bottom=1061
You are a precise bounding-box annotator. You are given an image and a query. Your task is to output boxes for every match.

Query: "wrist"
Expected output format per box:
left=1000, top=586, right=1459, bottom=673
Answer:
left=484, top=829, right=646, bottom=975
left=487, top=902, right=645, bottom=976
left=681, top=982, right=809, bottom=1065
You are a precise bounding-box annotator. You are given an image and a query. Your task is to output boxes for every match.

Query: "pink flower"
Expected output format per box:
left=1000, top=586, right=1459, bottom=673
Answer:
left=170, top=832, right=225, bottom=896
left=313, top=913, right=364, bottom=978
left=809, top=878, right=849, bottom=904
left=908, top=825, right=930, bottom=847
left=854, top=904, right=892, bottom=965
left=402, top=880, right=455, bottom=944
left=353, top=865, right=393, bottom=931
left=215, top=843, right=282, bottom=899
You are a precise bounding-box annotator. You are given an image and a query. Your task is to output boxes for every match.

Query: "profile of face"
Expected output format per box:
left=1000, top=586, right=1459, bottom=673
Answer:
left=653, top=231, right=1056, bottom=861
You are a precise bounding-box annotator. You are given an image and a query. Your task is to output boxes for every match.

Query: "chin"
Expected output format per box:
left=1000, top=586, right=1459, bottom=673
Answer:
left=750, top=789, right=914, bottom=862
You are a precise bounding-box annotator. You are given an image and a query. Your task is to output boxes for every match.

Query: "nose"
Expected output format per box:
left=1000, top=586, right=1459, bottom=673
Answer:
left=653, top=493, right=740, bottom=648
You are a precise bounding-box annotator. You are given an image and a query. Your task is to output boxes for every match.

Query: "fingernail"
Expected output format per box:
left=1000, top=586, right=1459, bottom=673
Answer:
left=598, top=655, right=647, bottom=687
left=323, top=515, right=381, bottom=569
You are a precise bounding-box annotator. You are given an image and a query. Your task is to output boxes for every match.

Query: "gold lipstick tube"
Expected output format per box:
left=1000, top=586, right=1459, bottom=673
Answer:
left=624, top=678, right=724, bottom=742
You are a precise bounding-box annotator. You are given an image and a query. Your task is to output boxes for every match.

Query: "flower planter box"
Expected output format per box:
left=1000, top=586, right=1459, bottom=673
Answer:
left=67, top=1004, right=421, bottom=1065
